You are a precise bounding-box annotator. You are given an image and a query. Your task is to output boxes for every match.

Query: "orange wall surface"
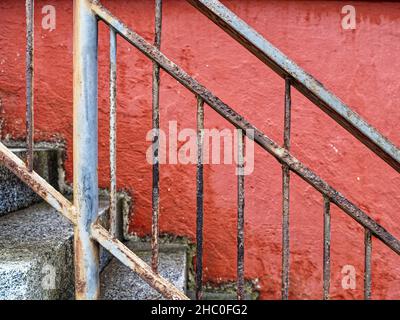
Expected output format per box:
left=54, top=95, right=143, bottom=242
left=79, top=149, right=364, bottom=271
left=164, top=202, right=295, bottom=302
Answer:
left=0, top=0, right=399, bottom=299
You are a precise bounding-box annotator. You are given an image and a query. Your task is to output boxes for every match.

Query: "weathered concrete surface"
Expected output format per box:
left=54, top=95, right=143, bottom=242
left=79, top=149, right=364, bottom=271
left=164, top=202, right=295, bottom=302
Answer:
left=0, top=203, right=74, bottom=299
left=100, top=243, right=187, bottom=300
left=0, top=148, right=60, bottom=216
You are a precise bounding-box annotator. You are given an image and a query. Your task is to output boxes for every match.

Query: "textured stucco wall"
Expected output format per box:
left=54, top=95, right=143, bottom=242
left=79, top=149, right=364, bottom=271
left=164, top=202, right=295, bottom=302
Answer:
left=0, top=0, right=399, bottom=299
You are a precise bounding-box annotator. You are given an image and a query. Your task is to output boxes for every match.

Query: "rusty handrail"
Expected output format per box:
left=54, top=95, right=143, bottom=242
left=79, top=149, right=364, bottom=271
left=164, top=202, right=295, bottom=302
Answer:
left=91, top=1, right=400, bottom=256
left=186, top=0, right=400, bottom=174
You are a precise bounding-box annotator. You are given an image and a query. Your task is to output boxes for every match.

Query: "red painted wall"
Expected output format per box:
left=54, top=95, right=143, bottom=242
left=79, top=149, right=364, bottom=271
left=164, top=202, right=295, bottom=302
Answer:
left=0, top=0, right=399, bottom=299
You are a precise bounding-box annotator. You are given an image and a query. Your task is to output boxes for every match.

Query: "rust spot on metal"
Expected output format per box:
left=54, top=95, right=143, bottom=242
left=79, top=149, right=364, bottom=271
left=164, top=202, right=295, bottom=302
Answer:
left=364, top=229, right=372, bottom=300
left=196, top=95, right=204, bottom=300
left=281, top=77, right=291, bottom=300
left=109, top=26, right=118, bottom=238
left=323, top=195, right=331, bottom=300
left=237, top=129, right=245, bottom=300
left=25, top=0, right=34, bottom=172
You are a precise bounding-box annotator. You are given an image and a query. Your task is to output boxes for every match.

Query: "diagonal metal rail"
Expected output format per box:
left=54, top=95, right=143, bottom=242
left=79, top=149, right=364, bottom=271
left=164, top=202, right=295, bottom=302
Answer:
left=91, top=0, right=400, bottom=256
left=186, top=0, right=400, bottom=174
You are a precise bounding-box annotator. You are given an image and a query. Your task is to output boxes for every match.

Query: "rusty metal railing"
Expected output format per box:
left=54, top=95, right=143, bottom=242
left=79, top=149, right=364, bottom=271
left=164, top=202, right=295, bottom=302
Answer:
left=109, top=26, right=117, bottom=239
left=196, top=96, right=205, bottom=300
left=0, top=0, right=398, bottom=301
left=151, top=0, right=162, bottom=274
left=0, top=0, right=188, bottom=300
left=91, top=0, right=400, bottom=301
left=25, top=0, right=34, bottom=172
left=187, top=0, right=400, bottom=174
left=281, top=78, right=291, bottom=300
left=184, top=0, right=400, bottom=300
left=72, top=0, right=188, bottom=299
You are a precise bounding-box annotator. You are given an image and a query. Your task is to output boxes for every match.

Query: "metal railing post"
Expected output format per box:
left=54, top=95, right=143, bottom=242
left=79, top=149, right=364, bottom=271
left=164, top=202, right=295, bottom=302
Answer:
left=151, top=0, right=163, bottom=274
left=73, top=0, right=100, bottom=300
left=281, top=77, right=291, bottom=300
left=25, top=0, right=34, bottom=172
left=109, top=26, right=117, bottom=238
left=196, top=96, right=204, bottom=300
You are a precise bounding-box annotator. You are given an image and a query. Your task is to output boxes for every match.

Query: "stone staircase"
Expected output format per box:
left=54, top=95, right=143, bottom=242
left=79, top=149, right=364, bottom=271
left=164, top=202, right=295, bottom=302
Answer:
left=0, top=147, right=187, bottom=300
left=0, top=202, right=74, bottom=299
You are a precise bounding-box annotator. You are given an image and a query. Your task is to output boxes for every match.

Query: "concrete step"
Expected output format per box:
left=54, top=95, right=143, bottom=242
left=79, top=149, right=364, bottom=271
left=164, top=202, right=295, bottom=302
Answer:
left=101, top=243, right=187, bottom=300
left=0, top=202, right=74, bottom=299
left=0, top=199, right=184, bottom=300
left=0, top=147, right=61, bottom=216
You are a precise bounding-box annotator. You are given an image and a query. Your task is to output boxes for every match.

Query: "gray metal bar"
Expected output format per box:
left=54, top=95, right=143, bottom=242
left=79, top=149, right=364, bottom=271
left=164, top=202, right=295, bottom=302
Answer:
left=283, top=78, right=291, bottom=151
left=364, top=229, right=372, bottom=300
left=323, top=196, right=331, bottom=300
left=186, top=0, right=400, bottom=173
left=196, top=95, right=204, bottom=300
left=281, top=78, right=291, bottom=300
left=109, top=27, right=117, bottom=237
left=237, top=129, right=245, bottom=300
left=151, top=0, right=162, bottom=274
left=73, top=0, right=100, bottom=300
left=25, top=0, right=34, bottom=172
left=91, top=2, right=400, bottom=257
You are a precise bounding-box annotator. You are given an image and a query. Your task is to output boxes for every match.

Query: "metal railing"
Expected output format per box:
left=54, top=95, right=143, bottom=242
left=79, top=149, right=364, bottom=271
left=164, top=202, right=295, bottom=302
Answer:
left=0, top=0, right=398, bottom=300
left=187, top=0, right=400, bottom=174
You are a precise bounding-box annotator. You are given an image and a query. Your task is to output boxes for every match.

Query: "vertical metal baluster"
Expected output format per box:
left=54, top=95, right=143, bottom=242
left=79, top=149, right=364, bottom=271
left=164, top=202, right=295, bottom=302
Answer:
left=73, top=0, right=100, bottom=299
left=151, top=0, right=163, bottom=274
left=282, top=77, right=291, bottom=300
left=237, top=129, right=245, bottom=300
left=109, top=27, right=117, bottom=237
left=364, top=229, right=372, bottom=300
left=26, top=0, right=34, bottom=172
left=196, top=96, right=204, bottom=300
left=323, top=195, right=331, bottom=300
